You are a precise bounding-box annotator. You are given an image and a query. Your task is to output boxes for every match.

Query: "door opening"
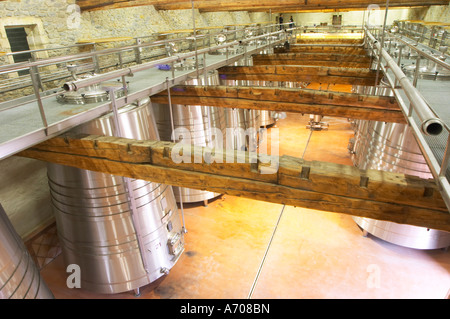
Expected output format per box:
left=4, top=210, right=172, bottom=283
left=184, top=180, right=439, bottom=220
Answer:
left=5, top=27, right=32, bottom=75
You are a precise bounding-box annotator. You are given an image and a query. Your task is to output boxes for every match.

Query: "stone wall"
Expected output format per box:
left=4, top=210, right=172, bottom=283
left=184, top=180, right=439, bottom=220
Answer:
left=0, top=1, right=266, bottom=61
left=202, top=11, right=236, bottom=27
left=249, top=12, right=271, bottom=24
left=159, top=9, right=209, bottom=30
left=0, top=0, right=83, bottom=58
left=420, top=4, right=450, bottom=23
left=83, top=5, right=169, bottom=39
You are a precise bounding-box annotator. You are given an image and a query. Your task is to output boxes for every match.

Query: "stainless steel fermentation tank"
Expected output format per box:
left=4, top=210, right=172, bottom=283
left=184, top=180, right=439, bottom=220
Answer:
left=218, top=54, right=300, bottom=138
left=0, top=204, right=54, bottom=299
left=48, top=93, right=184, bottom=294
left=222, top=52, right=278, bottom=128
left=349, top=83, right=450, bottom=249
left=218, top=56, right=262, bottom=152
left=152, top=65, right=269, bottom=204
left=152, top=70, right=224, bottom=204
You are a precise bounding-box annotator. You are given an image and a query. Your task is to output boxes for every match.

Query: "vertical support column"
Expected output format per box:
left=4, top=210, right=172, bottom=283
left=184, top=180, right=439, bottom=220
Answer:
left=429, top=26, right=436, bottom=48
left=107, top=88, right=150, bottom=282
left=30, top=52, right=43, bottom=91
left=420, top=25, right=427, bottom=43
left=191, top=0, right=199, bottom=80
left=440, top=30, right=448, bottom=48
left=166, top=78, right=187, bottom=234
left=412, top=55, right=421, bottom=88
left=375, top=0, right=390, bottom=87
left=134, top=38, right=142, bottom=64
left=29, top=62, right=48, bottom=135
left=440, top=137, right=450, bottom=179
left=394, top=43, right=404, bottom=88
left=91, top=44, right=100, bottom=74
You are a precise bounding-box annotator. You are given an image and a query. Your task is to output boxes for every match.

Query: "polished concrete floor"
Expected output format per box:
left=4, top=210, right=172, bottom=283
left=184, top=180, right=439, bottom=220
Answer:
left=38, top=104, right=450, bottom=299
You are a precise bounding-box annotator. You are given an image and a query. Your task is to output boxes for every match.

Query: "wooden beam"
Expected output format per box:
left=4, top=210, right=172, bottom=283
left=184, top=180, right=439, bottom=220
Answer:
left=17, top=134, right=450, bottom=232
left=282, top=45, right=368, bottom=55
left=76, top=0, right=449, bottom=12
left=77, top=0, right=152, bottom=11
left=296, top=38, right=364, bottom=44
left=151, top=85, right=406, bottom=123
left=266, top=5, right=433, bottom=13
left=218, top=65, right=380, bottom=86
left=154, top=0, right=449, bottom=11
left=252, top=53, right=372, bottom=68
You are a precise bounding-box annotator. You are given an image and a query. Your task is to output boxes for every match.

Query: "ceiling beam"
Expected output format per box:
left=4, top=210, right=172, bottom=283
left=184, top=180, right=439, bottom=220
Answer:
left=154, top=0, right=448, bottom=11
left=259, top=5, right=432, bottom=13
left=285, top=46, right=368, bottom=55
left=296, top=39, right=364, bottom=44
left=17, top=134, right=450, bottom=231
left=251, top=52, right=372, bottom=68
left=75, top=0, right=449, bottom=12
left=151, top=85, right=404, bottom=123
left=217, top=65, right=380, bottom=86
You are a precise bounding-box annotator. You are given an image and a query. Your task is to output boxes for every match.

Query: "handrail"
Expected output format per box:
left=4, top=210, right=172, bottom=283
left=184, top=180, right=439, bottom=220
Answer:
left=365, top=26, right=450, bottom=211
left=395, top=20, right=449, bottom=50
left=0, top=42, right=96, bottom=58
left=365, top=27, right=445, bottom=136
left=392, top=35, right=450, bottom=71
left=62, top=29, right=283, bottom=92
left=0, top=36, right=189, bottom=74
left=0, top=24, right=286, bottom=162
left=0, top=26, right=284, bottom=133
left=0, top=23, right=283, bottom=75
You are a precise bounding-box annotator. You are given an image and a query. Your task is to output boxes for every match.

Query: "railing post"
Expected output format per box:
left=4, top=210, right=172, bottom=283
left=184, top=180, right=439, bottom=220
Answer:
left=166, top=77, right=187, bottom=234
left=29, top=64, right=48, bottom=135
left=440, top=30, right=448, bottom=48
left=134, top=38, right=142, bottom=64
left=106, top=87, right=152, bottom=279
left=440, top=137, right=450, bottom=178
left=412, top=55, right=421, bottom=87
left=30, top=52, right=43, bottom=91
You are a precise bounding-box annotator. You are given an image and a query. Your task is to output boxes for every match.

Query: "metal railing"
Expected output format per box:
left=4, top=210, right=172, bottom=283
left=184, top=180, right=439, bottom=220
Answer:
left=61, top=29, right=286, bottom=92
left=365, top=25, right=450, bottom=212
left=0, top=23, right=364, bottom=98
left=396, top=20, right=449, bottom=50
left=0, top=22, right=286, bottom=97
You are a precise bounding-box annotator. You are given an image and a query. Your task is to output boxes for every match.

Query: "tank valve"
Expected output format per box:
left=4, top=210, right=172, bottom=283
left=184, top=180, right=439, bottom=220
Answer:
left=348, top=138, right=356, bottom=154
left=306, top=114, right=328, bottom=131
left=160, top=267, right=170, bottom=275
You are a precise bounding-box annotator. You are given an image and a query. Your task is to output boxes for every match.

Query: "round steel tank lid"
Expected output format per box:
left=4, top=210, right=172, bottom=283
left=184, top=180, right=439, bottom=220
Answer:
left=57, top=79, right=128, bottom=105
left=82, top=88, right=108, bottom=98
left=215, top=33, right=227, bottom=44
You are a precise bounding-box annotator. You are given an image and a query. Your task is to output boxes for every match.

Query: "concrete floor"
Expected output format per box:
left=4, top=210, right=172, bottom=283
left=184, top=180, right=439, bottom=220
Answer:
left=38, top=106, right=450, bottom=299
